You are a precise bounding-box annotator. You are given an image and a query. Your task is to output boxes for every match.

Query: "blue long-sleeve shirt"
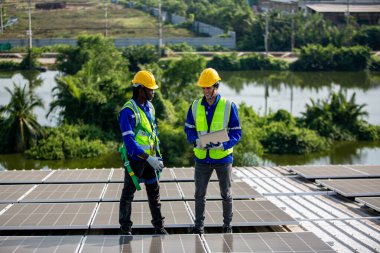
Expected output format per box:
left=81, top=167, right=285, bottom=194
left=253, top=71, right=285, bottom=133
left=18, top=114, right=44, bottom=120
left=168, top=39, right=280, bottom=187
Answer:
left=119, top=98, right=158, bottom=162
left=184, top=94, right=242, bottom=164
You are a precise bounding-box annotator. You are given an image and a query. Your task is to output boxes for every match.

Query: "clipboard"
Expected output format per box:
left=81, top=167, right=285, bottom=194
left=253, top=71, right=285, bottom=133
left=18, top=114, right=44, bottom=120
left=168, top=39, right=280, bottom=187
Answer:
left=199, top=129, right=230, bottom=148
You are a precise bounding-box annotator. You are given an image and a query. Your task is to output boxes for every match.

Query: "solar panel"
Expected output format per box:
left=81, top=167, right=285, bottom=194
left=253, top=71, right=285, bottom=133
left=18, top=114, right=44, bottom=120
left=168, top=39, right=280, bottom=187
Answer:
left=356, top=197, right=380, bottom=212
left=81, top=235, right=206, bottom=253
left=44, top=169, right=112, bottom=183
left=203, top=232, right=336, bottom=252
left=0, top=170, right=52, bottom=184
left=178, top=181, right=262, bottom=200
left=20, top=184, right=106, bottom=203
left=91, top=201, right=193, bottom=229
left=0, top=203, right=97, bottom=230
left=102, top=183, right=182, bottom=201
left=109, top=168, right=175, bottom=182
left=288, top=165, right=373, bottom=179
left=0, top=236, right=83, bottom=253
left=317, top=179, right=380, bottom=197
left=0, top=185, right=35, bottom=203
left=0, top=204, right=10, bottom=213
left=171, top=168, right=239, bottom=182
left=187, top=200, right=298, bottom=227
left=347, top=165, right=380, bottom=176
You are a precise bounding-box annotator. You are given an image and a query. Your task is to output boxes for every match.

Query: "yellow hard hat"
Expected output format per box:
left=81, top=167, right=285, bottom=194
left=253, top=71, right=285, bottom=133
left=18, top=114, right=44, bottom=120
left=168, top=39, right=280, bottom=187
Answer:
left=197, top=68, right=221, bottom=88
left=132, top=70, right=158, bottom=89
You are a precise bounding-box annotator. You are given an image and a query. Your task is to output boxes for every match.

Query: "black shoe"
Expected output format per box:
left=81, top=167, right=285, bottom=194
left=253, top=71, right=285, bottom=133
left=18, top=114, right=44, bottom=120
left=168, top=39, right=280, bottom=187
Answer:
left=223, top=226, right=232, bottom=234
left=191, top=227, right=204, bottom=235
left=120, top=228, right=132, bottom=235
left=154, top=227, right=169, bottom=235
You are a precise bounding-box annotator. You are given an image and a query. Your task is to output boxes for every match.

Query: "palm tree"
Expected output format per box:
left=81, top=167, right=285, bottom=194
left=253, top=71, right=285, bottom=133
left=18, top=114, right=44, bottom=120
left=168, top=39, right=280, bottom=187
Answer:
left=0, top=83, right=45, bottom=152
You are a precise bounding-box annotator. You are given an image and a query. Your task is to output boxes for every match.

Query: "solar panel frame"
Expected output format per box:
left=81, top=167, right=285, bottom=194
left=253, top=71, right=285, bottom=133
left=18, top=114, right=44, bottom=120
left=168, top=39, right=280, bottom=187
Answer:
left=91, top=201, right=193, bottom=229
left=187, top=200, right=298, bottom=227
left=356, top=197, right=380, bottom=212
left=0, top=236, right=83, bottom=253
left=20, top=183, right=107, bottom=203
left=203, top=232, right=336, bottom=253
left=317, top=179, right=380, bottom=197
left=0, top=203, right=97, bottom=230
left=0, top=184, right=36, bottom=203
left=80, top=234, right=206, bottom=253
left=109, top=168, right=175, bottom=183
left=101, top=182, right=182, bottom=202
left=44, top=169, right=112, bottom=183
left=178, top=181, right=262, bottom=200
left=0, top=170, right=53, bottom=184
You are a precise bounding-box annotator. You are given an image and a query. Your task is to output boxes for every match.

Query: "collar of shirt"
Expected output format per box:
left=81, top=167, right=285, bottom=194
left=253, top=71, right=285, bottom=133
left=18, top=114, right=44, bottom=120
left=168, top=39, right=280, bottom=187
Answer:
left=201, top=93, right=221, bottom=109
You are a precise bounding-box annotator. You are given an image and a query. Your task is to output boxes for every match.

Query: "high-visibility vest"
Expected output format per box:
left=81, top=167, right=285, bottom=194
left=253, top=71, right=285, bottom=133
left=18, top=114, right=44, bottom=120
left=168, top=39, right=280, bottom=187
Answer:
left=192, top=97, right=233, bottom=160
left=120, top=99, right=161, bottom=157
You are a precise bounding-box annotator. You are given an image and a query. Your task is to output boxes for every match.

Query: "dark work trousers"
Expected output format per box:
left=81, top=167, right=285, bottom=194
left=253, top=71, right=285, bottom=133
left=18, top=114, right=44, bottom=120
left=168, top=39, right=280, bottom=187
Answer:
left=119, top=159, right=164, bottom=231
left=194, top=162, right=233, bottom=230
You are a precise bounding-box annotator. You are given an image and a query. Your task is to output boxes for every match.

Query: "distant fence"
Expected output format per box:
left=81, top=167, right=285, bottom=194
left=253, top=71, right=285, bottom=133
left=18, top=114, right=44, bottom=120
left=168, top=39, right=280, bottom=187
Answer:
left=0, top=36, right=236, bottom=49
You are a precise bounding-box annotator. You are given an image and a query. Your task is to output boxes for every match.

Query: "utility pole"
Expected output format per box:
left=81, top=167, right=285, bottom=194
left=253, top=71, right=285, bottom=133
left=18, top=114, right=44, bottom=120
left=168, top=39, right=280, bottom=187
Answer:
left=104, top=0, right=108, bottom=37
left=158, top=0, right=163, bottom=56
left=0, top=1, right=3, bottom=34
left=27, top=0, right=32, bottom=49
left=291, top=9, right=295, bottom=52
left=346, top=0, right=350, bottom=26
left=264, top=13, right=269, bottom=55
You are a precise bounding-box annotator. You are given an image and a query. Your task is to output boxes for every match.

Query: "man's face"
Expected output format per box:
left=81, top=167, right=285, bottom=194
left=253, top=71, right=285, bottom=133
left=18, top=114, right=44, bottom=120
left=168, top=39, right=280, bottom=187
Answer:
left=202, top=87, right=215, bottom=100
left=143, top=87, right=154, bottom=101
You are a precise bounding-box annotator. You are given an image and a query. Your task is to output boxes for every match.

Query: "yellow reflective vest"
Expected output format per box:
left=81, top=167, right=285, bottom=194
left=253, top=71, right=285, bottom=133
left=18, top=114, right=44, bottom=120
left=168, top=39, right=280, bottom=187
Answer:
left=121, top=99, right=161, bottom=156
left=192, top=97, right=233, bottom=160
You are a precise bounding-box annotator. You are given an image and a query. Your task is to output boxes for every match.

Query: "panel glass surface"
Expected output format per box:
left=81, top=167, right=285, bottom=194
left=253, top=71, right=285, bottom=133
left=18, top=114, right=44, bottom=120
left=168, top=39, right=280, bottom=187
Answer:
left=81, top=235, right=206, bottom=253
left=203, top=232, right=336, bottom=252
left=20, top=184, right=106, bottom=203
left=0, top=236, right=83, bottom=253
left=0, top=170, right=52, bottom=184
left=356, top=197, right=380, bottom=212
left=0, top=203, right=97, bottom=230
left=187, top=200, right=297, bottom=226
left=102, top=183, right=182, bottom=201
left=318, top=179, right=380, bottom=197
left=45, top=169, right=112, bottom=183
left=0, top=185, right=35, bottom=203
left=179, top=181, right=262, bottom=200
left=91, top=201, right=193, bottom=228
left=288, top=165, right=371, bottom=179
left=110, top=168, right=175, bottom=182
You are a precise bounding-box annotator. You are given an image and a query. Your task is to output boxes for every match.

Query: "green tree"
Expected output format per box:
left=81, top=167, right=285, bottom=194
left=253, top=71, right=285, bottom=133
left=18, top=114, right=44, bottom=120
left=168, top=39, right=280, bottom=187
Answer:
left=0, top=84, right=45, bottom=152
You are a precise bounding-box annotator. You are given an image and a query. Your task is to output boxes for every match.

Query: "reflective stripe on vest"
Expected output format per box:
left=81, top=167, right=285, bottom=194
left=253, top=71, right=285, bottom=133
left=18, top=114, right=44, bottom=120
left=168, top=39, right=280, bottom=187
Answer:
left=120, top=99, right=161, bottom=156
left=192, top=97, right=233, bottom=160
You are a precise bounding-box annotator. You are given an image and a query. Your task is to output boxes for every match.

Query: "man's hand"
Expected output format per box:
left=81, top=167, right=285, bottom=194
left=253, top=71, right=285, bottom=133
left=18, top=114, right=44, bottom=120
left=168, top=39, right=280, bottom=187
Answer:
left=193, top=139, right=202, bottom=149
left=147, top=156, right=164, bottom=172
left=205, top=142, right=224, bottom=150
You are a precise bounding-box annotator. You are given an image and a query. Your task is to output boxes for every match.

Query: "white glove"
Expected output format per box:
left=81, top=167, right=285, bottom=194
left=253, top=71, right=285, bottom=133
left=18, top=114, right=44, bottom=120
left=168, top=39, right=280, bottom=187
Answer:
left=205, top=142, right=224, bottom=150
left=147, top=156, right=164, bottom=171
left=194, top=139, right=202, bottom=149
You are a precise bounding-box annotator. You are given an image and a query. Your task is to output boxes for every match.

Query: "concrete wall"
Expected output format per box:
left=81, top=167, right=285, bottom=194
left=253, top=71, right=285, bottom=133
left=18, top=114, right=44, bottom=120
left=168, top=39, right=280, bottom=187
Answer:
left=1, top=36, right=236, bottom=49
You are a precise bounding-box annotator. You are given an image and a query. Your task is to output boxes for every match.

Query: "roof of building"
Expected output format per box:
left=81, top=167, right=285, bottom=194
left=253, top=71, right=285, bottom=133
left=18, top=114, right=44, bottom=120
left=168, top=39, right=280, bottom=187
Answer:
left=306, top=4, right=380, bottom=13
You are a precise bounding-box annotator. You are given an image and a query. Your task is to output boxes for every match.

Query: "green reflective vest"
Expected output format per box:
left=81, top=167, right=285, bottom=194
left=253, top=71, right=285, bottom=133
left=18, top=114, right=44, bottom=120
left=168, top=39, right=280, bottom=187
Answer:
left=192, top=97, right=233, bottom=160
left=121, top=99, right=161, bottom=156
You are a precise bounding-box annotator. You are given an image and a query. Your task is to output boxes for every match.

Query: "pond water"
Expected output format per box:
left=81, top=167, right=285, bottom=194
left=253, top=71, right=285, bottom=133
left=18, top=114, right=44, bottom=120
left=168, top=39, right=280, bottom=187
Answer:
left=1, top=70, right=380, bottom=169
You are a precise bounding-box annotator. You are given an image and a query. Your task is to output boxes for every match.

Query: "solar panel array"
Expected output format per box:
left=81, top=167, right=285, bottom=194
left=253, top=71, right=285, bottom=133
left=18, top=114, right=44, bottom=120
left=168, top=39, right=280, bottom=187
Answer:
left=288, top=165, right=380, bottom=179
left=0, top=233, right=336, bottom=253
left=317, top=179, right=380, bottom=197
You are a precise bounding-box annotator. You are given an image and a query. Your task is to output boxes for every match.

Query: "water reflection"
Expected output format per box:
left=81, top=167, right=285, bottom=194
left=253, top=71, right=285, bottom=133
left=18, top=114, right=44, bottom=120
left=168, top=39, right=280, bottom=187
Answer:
left=220, top=71, right=380, bottom=124
left=262, top=141, right=380, bottom=166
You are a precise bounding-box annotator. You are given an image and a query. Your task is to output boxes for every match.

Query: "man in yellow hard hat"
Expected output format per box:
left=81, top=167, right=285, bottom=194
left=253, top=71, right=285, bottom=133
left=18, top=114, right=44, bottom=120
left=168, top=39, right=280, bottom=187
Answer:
left=184, top=68, right=242, bottom=234
left=119, top=70, right=168, bottom=235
